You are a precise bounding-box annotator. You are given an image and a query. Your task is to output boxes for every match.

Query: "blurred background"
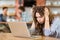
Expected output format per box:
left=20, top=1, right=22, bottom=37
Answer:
left=0, top=0, right=60, bottom=23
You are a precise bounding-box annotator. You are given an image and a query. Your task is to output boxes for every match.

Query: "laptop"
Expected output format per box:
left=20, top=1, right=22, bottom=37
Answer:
left=8, top=22, right=40, bottom=38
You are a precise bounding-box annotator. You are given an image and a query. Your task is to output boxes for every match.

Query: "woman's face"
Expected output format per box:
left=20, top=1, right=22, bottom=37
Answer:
left=36, top=12, right=45, bottom=24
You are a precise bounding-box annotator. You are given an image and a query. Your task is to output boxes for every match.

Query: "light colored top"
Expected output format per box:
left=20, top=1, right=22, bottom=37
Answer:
left=30, top=16, right=60, bottom=38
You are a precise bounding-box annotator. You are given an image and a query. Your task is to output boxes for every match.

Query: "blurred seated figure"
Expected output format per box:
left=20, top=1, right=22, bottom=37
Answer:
left=15, top=6, right=25, bottom=21
left=0, top=7, right=8, bottom=22
left=0, top=7, right=11, bottom=33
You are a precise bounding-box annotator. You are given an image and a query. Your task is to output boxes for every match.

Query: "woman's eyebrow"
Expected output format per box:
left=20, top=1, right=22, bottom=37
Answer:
left=35, top=16, right=42, bottom=17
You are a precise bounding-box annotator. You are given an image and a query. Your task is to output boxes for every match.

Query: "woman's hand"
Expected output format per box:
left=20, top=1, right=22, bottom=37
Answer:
left=44, top=7, right=49, bottom=20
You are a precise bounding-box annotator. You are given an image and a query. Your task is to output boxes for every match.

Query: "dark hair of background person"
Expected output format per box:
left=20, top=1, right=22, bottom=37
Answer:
left=18, top=6, right=25, bottom=12
left=3, top=7, right=8, bottom=10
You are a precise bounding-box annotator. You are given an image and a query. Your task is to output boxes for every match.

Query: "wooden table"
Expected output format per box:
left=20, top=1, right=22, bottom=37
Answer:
left=0, top=33, right=60, bottom=40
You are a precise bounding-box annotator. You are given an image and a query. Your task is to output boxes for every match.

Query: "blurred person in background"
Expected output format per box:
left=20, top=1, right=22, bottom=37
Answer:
left=15, top=6, right=25, bottom=21
left=0, top=7, right=8, bottom=22
left=0, top=7, right=11, bottom=33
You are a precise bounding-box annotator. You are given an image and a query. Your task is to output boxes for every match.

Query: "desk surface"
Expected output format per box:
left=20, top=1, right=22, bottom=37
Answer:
left=0, top=33, right=60, bottom=40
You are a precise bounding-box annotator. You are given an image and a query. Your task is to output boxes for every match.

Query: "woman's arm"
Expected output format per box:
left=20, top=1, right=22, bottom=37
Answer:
left=29, top=21, right=36, bottom=35
left=44, top=16, right=60, bottom=36
left=44, top=7, right=56, bottom=36
left=44, top=7, right=50, bottom=36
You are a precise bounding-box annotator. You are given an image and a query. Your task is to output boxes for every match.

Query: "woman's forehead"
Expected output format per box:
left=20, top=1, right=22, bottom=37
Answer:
left=36, top=12, right=41, bottom=17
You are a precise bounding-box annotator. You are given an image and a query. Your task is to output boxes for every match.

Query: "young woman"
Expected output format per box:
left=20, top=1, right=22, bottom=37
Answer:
left=30, top=6, right=60, bottom=38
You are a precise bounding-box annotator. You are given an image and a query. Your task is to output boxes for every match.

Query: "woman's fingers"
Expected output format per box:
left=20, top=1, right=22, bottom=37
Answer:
left=44, top=7, right=49, bottom=16
left=44, top=7, right=49, bottom=21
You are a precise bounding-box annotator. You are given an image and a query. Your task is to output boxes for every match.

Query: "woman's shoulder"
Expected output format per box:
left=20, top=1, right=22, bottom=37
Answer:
left=50, top=16, right=60, bottom=29
left=51, top=16, right=60, bottom=28
left=52, top=16, right=60, bottom=23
